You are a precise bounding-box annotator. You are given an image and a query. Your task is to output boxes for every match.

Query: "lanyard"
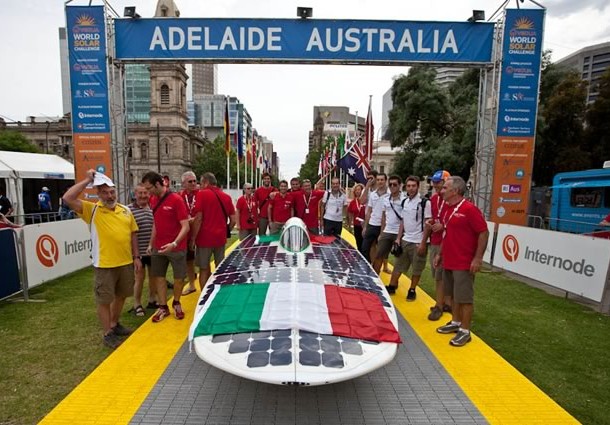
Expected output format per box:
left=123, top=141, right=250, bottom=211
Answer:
left=303, top=193, right=312, bottom=209
left=443, top=198, right=466, bottom=228
left=245, top=195, right=254, bottom=213
left=184, top=192, right=196, bottom=215
left=435, top=195, right=445, bottom=220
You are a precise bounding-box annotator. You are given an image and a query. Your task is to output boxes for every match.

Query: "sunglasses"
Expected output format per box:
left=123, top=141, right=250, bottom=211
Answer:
left=389, top=182, right=400, bottom=187
left=187, top=180, right=197, bottom=183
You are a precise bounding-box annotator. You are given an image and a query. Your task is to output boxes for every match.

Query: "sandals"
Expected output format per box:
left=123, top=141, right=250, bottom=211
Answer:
left=134, top=305, right=145, bottom=317
left=182, top=286, right=197, bottom=296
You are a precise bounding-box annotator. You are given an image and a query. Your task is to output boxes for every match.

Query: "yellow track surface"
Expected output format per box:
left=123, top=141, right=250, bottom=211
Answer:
left=41, top=234, right=578, bottom=424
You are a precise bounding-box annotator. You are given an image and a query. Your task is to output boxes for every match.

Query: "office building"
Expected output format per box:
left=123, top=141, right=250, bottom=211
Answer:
left=556, top=41, right=610, bottom=103
left=192, top=64, right=218, bottom=96
left=308, top=106, right=365, bottom=152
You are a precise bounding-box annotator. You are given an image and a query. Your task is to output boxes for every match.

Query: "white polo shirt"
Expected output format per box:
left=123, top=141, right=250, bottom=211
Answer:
left=322, top=190, right=347, bottom=222
left=367, top=188, right=390, bottom=226
left=401, top=194, right=432, bottom=243
left=382, top=194, right=405, bottom=234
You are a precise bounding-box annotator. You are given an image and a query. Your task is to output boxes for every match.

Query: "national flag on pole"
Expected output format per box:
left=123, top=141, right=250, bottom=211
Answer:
left=251, top=132, right=257, bottom=167
left=189, top=282, right=401, bottom=343
left=364, top=96, right=374, bottom=161
left=224, top=97, right=231, bottom=154
left=317, top=152, right=324, bottom=177
left=337, top=142, right=370, bottom=184
left=237, top=119, right=244, bottom=160
left=246, top=129, right=252, bottom=164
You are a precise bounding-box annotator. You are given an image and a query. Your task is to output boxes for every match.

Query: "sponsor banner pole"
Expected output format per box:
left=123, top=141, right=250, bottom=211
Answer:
left=490, top=8, right=545, bottom=225
left=66, top=6, right=113, bottom=199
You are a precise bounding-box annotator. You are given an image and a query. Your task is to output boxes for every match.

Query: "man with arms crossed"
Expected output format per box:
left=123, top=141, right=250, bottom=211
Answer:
left=435, top=176, right=488, bottom=347
left=390, top=176, right=432, bottom=300
left=141, top=172, right=190, bottom=323
left=63, top=170, right=140, bottom=348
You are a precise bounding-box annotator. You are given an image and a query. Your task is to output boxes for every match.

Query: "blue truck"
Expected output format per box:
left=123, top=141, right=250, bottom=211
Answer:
left=549, top=166, right=610, bottom=234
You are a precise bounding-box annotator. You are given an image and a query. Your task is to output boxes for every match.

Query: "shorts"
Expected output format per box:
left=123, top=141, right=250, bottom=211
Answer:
left=429, top=244, right=443, bottom=281
left=443, top=269, right=475, bottom=304
left=140, top=255, right=152, bottom=268
left=269, top=221, right=285, bottom=235
left=151, top=250, right=187, bottom=280
left=394, top=241, right=427, bottom=276
left=186, top=247, right=196, bottom=261
left=375, top=232, right=398, bottom=260
left=93, top=264, right=134, bottom=305
left=195, top=246, right=225, bottom=268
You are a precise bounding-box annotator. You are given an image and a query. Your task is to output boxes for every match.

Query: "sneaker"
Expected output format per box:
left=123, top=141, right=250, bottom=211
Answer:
left=103, top=331, right=122, bottom=349
left=112, top=322, right=133, bottom=337
left=437, top=321, right=460, bottom=334
left=450, top=330, right=472, bottom=347
left=173, top=301, right=185, bottom=320
left=443, top=304, right=452, bottom=313
left=152, top=306, right=170, bottom=323
left=406, top=288, right=416, bottom=301
left=428, top=306, right=443, bottom=321
left=385, top=285, right=397, bottom=295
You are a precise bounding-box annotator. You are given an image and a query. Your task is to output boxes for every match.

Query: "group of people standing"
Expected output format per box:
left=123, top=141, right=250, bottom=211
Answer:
left=350, top=169, right=488, bottom=347
left=63, top=164, right=488, bottom=349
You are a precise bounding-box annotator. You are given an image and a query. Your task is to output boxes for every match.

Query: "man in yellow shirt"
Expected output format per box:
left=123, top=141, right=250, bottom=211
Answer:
left=63, top=169, right=141, bottom=349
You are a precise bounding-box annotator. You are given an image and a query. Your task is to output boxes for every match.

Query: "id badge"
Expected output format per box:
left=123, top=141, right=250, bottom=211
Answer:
left=305, top=208, right=310, bottom=214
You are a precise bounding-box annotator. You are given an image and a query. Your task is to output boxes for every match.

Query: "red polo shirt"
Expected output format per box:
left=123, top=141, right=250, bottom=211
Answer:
left=254, top=185, right=277, bottom=219
left=150, top=192, right=189, bottom=251
left=347, top=198, right=366, bottom=227
left=293, top=190, right=325, bottom=229
left=269, top=192, right=293, bottom=223
left=430, top=192, right=446, bottom=246
left=236, top=195, right=259, bottom=230
left=193, top=186, right=236, bottom=248
left=441, top=199, right=487, bottom=270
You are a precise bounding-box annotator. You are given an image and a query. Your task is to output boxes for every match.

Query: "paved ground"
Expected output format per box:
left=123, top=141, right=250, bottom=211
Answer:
left=130, top=313, right=486, bottom=425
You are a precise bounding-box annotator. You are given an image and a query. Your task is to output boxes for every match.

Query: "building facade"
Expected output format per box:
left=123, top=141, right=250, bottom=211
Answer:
left=556, top=41, right=610, bottom=103
left=308, top=106, right=365, bottom=152
left=192, top=64, right=218, bottom=96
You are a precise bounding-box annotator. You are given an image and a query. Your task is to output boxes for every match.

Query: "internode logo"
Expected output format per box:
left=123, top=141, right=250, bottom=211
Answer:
left=502, top=235, right=519, bottom=262
left=36, top=234, right=59, bottom=267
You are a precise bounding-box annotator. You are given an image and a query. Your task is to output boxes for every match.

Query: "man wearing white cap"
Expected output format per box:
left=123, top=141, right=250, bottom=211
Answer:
left=63, top=169, right=141, bottom=349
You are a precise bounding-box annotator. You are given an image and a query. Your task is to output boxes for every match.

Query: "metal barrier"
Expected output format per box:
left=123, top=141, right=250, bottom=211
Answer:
left=546, top=217, right=608, bottom=236
left=8, top=212, right=76, bottom=226
left=527, top=215, right=545, bottom=229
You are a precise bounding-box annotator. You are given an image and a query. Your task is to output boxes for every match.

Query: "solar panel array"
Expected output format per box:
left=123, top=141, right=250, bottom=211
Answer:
left=202, top=236, right=387, bottom=369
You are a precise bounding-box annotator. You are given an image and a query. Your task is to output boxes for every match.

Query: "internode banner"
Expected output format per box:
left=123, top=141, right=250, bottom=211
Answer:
left=491, top=8, right=545, bottom=225
left=66, top=6, right=113, bottom=191
left=115, top=18, right=494, bottom=64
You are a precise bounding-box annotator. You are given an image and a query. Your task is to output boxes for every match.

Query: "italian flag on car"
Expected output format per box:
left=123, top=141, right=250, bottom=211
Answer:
left=189, top=282, right=401, bottom=343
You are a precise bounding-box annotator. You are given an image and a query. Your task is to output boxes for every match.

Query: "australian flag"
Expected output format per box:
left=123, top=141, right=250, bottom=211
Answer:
left=337, top=143, right=370, bottom=184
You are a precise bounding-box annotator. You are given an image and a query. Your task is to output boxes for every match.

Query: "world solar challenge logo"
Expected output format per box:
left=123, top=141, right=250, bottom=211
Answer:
left=72, top=14, right=102, bottom=52
left=508, top=16, right=537, bottom=56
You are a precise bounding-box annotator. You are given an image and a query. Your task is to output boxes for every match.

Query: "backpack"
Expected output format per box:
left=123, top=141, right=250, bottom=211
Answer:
left=401, top=197, right=429, bottom=232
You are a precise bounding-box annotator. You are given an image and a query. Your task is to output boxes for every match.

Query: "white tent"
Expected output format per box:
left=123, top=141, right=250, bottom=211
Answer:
left=0, top=152, right=75, bottom=218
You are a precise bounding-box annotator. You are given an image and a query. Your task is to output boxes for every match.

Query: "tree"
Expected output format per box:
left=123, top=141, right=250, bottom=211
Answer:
left=0, top=130, right=40, bottom=153
left=534, top=70, right=588, bottom=185
left=298, top=145, right=323, bottom=183
left=584, top=67, right=610, bottom=166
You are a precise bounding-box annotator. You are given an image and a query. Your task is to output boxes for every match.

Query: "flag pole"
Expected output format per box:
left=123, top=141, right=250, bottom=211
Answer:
left=225, top=96, right=230, bottom=190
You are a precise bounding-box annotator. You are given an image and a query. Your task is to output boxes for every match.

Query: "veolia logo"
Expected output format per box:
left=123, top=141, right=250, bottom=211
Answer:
left=36, top=234, right=59, bottom=267
left=502, top=235, right=519, bottom=262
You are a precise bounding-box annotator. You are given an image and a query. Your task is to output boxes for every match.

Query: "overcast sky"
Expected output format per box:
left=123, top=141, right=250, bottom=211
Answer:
left=1, top=0, right=609, bottom=179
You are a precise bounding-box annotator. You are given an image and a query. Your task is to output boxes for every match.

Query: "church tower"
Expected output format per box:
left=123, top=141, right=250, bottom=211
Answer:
left=146, top=0, right=201, bottom=187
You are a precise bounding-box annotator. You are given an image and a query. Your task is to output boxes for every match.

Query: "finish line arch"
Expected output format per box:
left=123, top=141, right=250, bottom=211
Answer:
left=66, top=6, right=545, bottom=225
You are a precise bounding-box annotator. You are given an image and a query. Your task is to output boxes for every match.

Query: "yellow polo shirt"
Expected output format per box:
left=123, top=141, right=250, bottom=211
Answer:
left=79, top=201, right=138, bottom=268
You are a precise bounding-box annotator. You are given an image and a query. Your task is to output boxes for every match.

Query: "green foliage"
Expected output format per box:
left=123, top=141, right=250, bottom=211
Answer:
left=192, top=135, right=253, bottom=189
left=534, top=71, right=588, bottom=185
left=298, top=144, right=323, bottom=183
left=389, top=67, right=479, bottom=179
left=584, top=67, right=610, bottom=167
left=0, top=130, right=39, bottom=153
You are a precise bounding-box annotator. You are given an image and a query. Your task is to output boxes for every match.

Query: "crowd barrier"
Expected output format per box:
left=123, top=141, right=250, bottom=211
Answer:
left=0, top=220, right=91, bottom=301
left=485, top=221, right=610, bottom=312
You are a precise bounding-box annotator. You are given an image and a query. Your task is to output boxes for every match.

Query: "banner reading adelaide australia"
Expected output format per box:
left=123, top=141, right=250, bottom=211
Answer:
left=66, top=6, right=112, bottom=194
left=490, top=9, right=545, bottom=225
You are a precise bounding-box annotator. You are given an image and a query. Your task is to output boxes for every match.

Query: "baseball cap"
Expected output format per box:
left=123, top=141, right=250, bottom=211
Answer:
left=86, top=172, right=115, bottom=188
left=42, top=186, right=50, bottom=192
left=431, top=170, right=450, bottom=183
